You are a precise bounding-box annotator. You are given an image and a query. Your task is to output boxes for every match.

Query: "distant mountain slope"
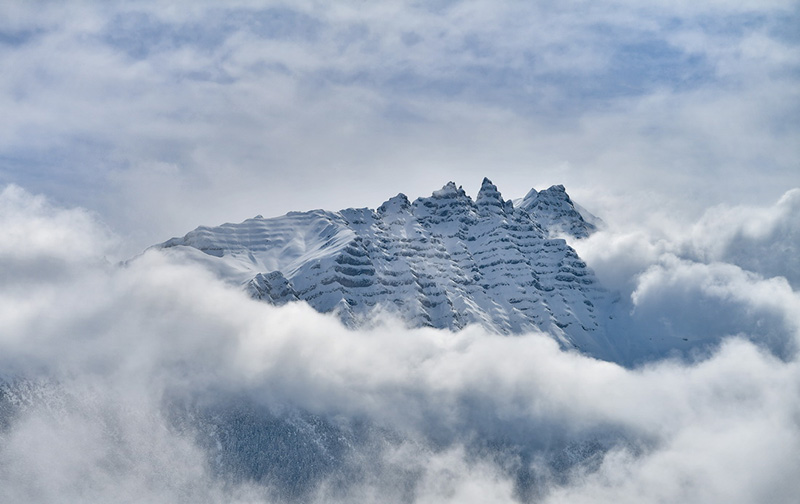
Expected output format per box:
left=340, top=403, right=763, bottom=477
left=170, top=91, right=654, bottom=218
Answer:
left=515, top=184, right=601, bottom=238
left=158, top=178, right=619, bottom=360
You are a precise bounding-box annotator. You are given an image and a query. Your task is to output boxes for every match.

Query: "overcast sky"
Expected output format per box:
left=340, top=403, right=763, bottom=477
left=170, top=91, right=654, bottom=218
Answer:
left=1, top=0, right=798, bottom=254
left=1, top=3, right=800, bottom=502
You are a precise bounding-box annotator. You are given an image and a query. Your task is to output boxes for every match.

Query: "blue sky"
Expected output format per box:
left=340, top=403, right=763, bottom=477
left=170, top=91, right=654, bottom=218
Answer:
left=0, top=0, right=798, bottom=252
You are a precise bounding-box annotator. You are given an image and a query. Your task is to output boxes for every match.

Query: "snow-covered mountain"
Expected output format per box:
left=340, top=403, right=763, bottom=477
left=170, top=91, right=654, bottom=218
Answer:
left=514, top=184, right=601, bottom=238
left=158, top=178, right=619, bottom=360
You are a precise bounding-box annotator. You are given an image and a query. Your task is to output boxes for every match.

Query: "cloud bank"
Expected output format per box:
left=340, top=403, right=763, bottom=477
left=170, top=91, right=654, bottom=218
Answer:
left=569, top=187, right=800, bottom=363
left=1, top=182, right=798, bottom=503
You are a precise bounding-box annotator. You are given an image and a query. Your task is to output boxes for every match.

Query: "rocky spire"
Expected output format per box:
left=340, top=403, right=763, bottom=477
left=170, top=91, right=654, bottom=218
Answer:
left=476, top=177, right=509, bottom=216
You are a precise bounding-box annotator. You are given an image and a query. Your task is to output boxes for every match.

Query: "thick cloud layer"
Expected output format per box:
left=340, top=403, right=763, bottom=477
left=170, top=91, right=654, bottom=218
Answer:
left=570, top=188, right=800, bottom=363
left=1, top=187, right=799, bottom=503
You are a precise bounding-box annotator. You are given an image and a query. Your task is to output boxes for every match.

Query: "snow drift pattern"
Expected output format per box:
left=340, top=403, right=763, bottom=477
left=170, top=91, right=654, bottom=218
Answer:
left=159, top=178, right=616, bottom=359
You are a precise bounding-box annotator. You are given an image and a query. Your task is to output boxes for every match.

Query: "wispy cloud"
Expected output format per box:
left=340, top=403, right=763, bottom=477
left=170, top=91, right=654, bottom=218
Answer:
left=0, top=1, right=797, bottom=254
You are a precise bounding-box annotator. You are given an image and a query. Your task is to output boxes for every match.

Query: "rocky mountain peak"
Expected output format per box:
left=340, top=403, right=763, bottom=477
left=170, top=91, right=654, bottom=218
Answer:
left=157, top=179, right=615, bottom=360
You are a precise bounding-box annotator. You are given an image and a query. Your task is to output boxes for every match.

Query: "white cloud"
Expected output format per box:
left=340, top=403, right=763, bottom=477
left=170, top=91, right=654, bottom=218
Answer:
left=0, top=184, right=114, bottom=261
left=572, top=188, right=800, bottom=363
left=629, top=256, right=799, bottom=358
left=2, top=186, right=800, bottom=502
left=0, top=1, right=797, bottom=256
left=683, top=188, right=800, bottom=286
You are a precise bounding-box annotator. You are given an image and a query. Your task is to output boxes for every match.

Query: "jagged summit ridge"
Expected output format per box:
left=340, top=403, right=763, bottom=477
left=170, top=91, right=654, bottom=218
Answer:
left=159, top=179, right=614, bottom=359
left=515, top=184, right=599, bottom=238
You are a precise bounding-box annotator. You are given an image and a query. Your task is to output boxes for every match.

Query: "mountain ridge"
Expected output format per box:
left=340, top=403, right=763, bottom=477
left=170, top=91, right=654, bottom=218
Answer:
left=158, top=178, right=619, bottom=360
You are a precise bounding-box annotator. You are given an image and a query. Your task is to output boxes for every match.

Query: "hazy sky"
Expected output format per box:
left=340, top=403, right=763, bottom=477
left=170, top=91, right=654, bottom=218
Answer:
left=1, top=0, right=798, bottom=254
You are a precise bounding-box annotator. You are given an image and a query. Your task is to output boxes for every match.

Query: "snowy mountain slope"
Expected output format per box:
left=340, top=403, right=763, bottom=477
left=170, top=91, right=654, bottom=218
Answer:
left=515, top=184, right=600, bottom=238
left=158, top=178, right=618, bottom=360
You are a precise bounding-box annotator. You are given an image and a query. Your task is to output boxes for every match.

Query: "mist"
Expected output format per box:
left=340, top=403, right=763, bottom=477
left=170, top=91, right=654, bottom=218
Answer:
left=1, top=185, right=799, bottom=503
